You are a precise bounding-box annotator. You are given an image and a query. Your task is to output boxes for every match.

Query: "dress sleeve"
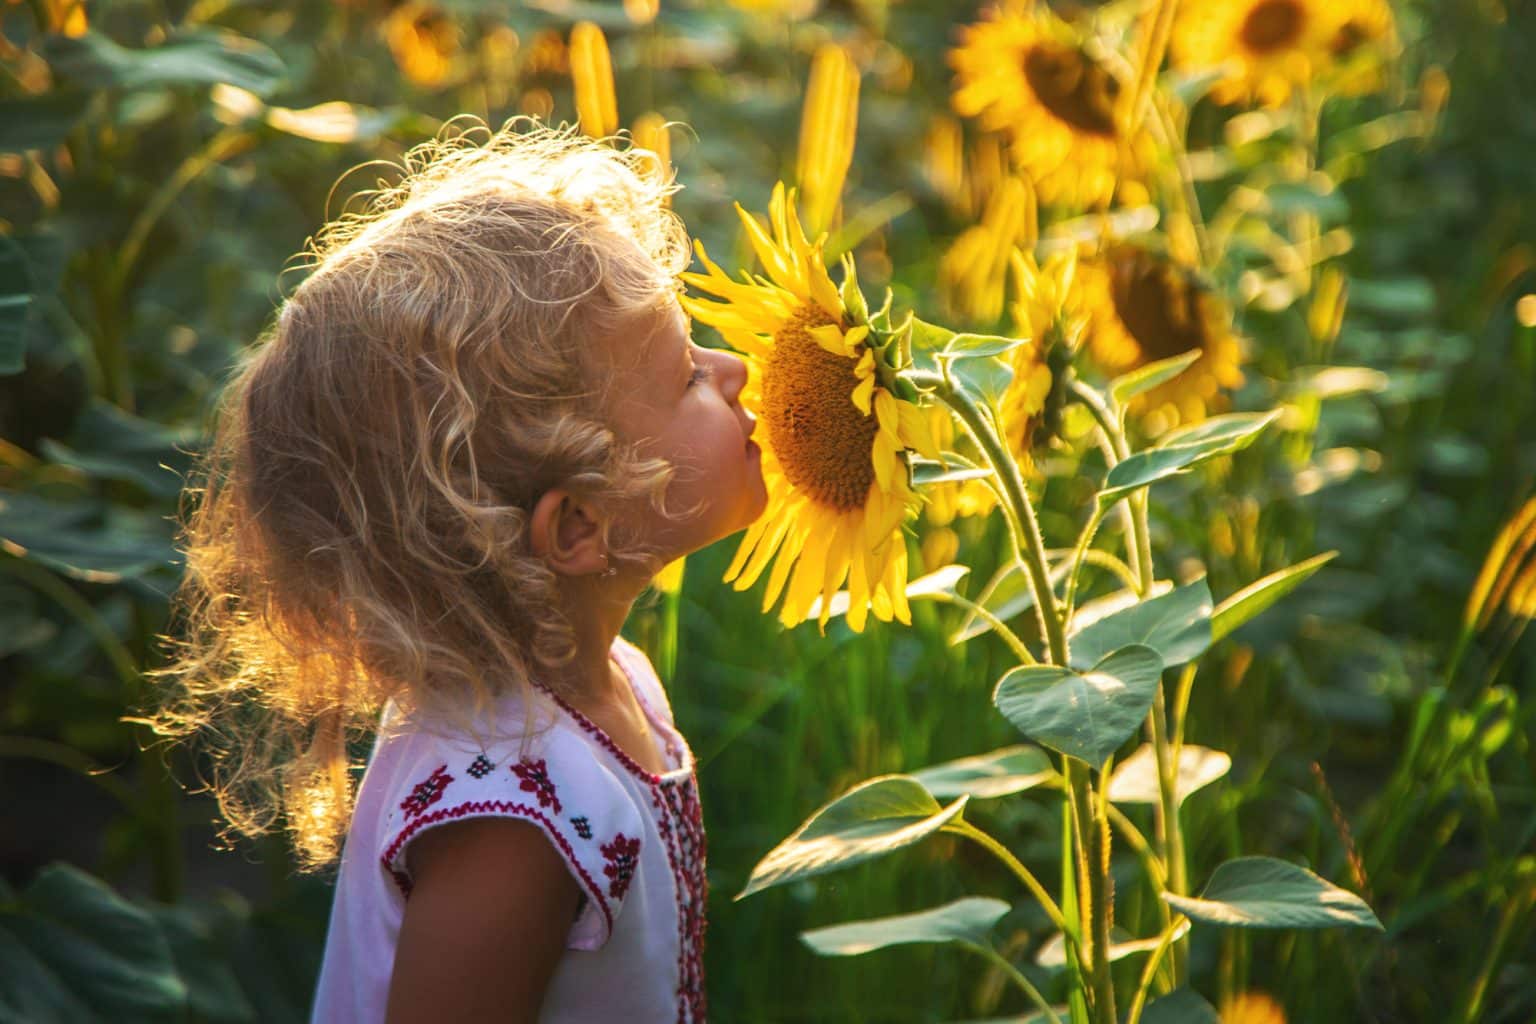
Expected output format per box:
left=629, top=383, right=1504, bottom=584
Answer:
left=376, top=718, right=645, bottom=951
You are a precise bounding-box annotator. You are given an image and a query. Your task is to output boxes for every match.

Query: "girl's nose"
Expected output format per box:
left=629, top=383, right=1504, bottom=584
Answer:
left=715, top=348, right=748, bottom=402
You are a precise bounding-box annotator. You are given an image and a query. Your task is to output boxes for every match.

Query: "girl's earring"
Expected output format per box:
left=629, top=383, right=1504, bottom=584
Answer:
left=601, top=554, right=618, bottom=578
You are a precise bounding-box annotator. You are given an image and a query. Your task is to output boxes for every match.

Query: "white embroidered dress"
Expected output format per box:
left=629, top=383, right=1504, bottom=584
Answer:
left=310, top=638, right=707, bottom=1023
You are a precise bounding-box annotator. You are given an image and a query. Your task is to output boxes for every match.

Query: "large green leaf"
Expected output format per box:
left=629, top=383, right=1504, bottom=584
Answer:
left=1106, top=744, right=1230, bottom=806
left=1098, top=412, right=1279, bottom=506
left=1141, top=988, right=1220, bottom=1024
left=911, top=453, right=993, bottom=487
left=1109, top=351, right=1201, bottom=407
left=1210, top=552, right=1337, bottom=644
left=0, top=93, right=92, bottom=153
left=40, top=399, right=195, bottom=498
left=1163, top=857, right=1383, bottom=930
left=0, top=491, right=178, bottom=587
left=150, top=899, right=259, bottom=1023
left=801, top=897, right=1010, bottom=956
left=739, top=776, right=970, bottom=899
left=993, top=645, right=1164, bottom=767
left=0, top=237, right=31, bottom=376
left=43, top=30, right=286, bottom=97
left=912, top=745, right=1056, bottom=800
left=943, top=333, right=1026, bottom=360
left=1034, top=919, right=1190, bottom=968
left=0, top=863, right=186, bottom=1021
left=1068, top=578, right=1213, bottom=671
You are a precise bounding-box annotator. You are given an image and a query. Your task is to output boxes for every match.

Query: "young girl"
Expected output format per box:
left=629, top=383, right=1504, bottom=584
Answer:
left=150, top=119, right=766, bottom=1022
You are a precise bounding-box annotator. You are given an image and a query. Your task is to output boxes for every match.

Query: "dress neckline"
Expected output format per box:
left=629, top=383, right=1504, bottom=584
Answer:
left=539, top=639, right=693, bottom=786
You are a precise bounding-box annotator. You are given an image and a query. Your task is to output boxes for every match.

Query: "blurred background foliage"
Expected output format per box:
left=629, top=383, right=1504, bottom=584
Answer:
left=0, top=0, right=1533, bottom=1021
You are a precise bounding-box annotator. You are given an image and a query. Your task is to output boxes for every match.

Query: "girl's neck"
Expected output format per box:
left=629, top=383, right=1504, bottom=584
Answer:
left=553, top=574, right=643, bottom=706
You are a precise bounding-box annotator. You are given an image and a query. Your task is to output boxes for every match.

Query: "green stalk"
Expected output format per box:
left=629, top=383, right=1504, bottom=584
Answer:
left=917, top=368, right=1115, bottom=1021
left=956, top=822, right=1071, bottom=943
left=918, top=370, right=1069, bottom=664
left=971, top=943, right=1065, bottom=1024
left=926, top=591, right=1038, bottom=666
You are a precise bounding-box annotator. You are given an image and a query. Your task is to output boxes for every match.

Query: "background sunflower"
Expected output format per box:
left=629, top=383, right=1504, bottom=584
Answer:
left=949, top=2, right=1145, bottom=208
left=1172, top=0, right=1342, bottom=107
left=1078, top=244, right=1244, bottom=431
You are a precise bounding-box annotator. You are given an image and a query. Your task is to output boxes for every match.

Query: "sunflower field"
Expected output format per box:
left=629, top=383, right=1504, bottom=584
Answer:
left=2, top=0, right=1534, bottom=1022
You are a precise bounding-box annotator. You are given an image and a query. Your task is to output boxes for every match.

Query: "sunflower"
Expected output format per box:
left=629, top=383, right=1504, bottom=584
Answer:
left=926, top=248, right=1078, bottom=525
left=950, top=3, right=1143, bottom=209
left=681, top=184, right=940, bottom=633
left=1323, top=0, right=1398, bottom=97
left=1171, top=0, right=1352, bottom=107
left=1078, top=245, right=1244, bottom=432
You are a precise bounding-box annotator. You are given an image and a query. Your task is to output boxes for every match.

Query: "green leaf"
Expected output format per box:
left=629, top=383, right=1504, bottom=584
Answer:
left=39, top=399, right=195, bottom=498
left=1069, top=577, right=1213, bottom=671
left=0, top=238, right=30, bottom=376
left=1106, top=744, right=1230, bottom=806
left=1163, top=856, right=1384, bottom=931
left=0, top=92, right=92, bottom=153
left=1286, top=366, right=1390, bottom=401
left=0, top=491, right=178, bottom=587
left=738, top=776, right=970, bottom=899
left=801, top=897, right=1011, bottom=957
left=912, top=745, right=1056, bottom=800
left=839, top=253, right=869, bottom=325
left=1098, top=411, right=1280, bottom=506
left=911, top=454, right=992, bottom=487
left=1109, top=351, right=1201, bottom=406
left=908, top=316, right=957, bottom=353
left=950, top=355, right=1015, bottom=409
left=951, top=558, right=1074, bottom=645
left=1141, top=988, right=1220, bottom=1024
left=1263, top=180, right=1350, bottom=224
left=1211, top=552, right=1337, bottom=644
left=1034, top=919, right=1190, bottom=967
left=1348, top=277, right=1436, bottom=320
left=149, top=899, right=258, bottom=1024
left=0, top=864, right=186, bottom=1020
left=43, top=29, right=286, bottom=97
left=993, top=645, right=1164, bottom=767
left=942, top=333, right=1025, bottom=360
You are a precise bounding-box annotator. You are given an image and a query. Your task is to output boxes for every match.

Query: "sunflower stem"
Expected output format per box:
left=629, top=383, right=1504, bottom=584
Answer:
left=914, top=368, right=1114, bottom=1019
left=914, top=370, right=1069, bottom=666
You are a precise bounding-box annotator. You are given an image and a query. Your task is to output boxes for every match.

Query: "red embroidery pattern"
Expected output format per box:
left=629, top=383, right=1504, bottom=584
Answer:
left=655, top=774, right=708, bottom=1023
left=399, top=764, right=452, bottom=818
left=381, top=800, right=613, bottom=935
left=600, top=833, right=640, bottom=899
left=511, top=757, right=562, bottom=813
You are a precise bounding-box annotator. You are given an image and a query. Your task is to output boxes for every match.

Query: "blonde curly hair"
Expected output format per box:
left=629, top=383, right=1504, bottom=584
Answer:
left=145, top=118, right=690, bottom=867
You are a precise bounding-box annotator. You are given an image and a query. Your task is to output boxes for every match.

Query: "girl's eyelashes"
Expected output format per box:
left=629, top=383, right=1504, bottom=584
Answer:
left=688, top=363, right=716, bottom=387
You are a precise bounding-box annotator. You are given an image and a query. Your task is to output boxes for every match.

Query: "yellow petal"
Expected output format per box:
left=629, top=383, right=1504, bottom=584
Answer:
left=851, top=374, right=876, bottom=415
left=846, top=536, right=871, bottom=633
left=809, top=323, right=848, bottom=355
left=897, top=400, right=943, bottom=461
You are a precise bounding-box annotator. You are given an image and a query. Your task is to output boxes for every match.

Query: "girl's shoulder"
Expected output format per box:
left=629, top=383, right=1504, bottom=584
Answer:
left=363, top=675, right=654, bottom=950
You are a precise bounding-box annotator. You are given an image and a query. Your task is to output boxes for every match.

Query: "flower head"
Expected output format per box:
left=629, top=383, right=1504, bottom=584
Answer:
left=1172, top=0, right=1359, bottom=107
left=1079, top=245, right=1244, bottom=432
left=950, top=3, right=1145, bottom=208
left=682, top=184, right=939, bottom=631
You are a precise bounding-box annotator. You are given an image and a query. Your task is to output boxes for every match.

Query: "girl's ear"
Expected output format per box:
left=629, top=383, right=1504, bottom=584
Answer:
left=529, top=488, right=608, bottom=577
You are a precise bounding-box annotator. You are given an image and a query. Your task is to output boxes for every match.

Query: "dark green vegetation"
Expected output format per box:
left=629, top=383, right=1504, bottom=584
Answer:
left=2, top=1, right=1534, bottom=1021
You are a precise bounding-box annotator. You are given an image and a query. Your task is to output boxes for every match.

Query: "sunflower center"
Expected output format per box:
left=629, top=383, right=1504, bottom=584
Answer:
left=1108, top=249, right=1212, bottom=362
left=1022, top=42, right=1120, bottom=138
left=1330, top=19, right=1368, bottom=56
left=1239, top=0, right=1306, bottom=55
left=762, top=305, right=878, bottom=513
